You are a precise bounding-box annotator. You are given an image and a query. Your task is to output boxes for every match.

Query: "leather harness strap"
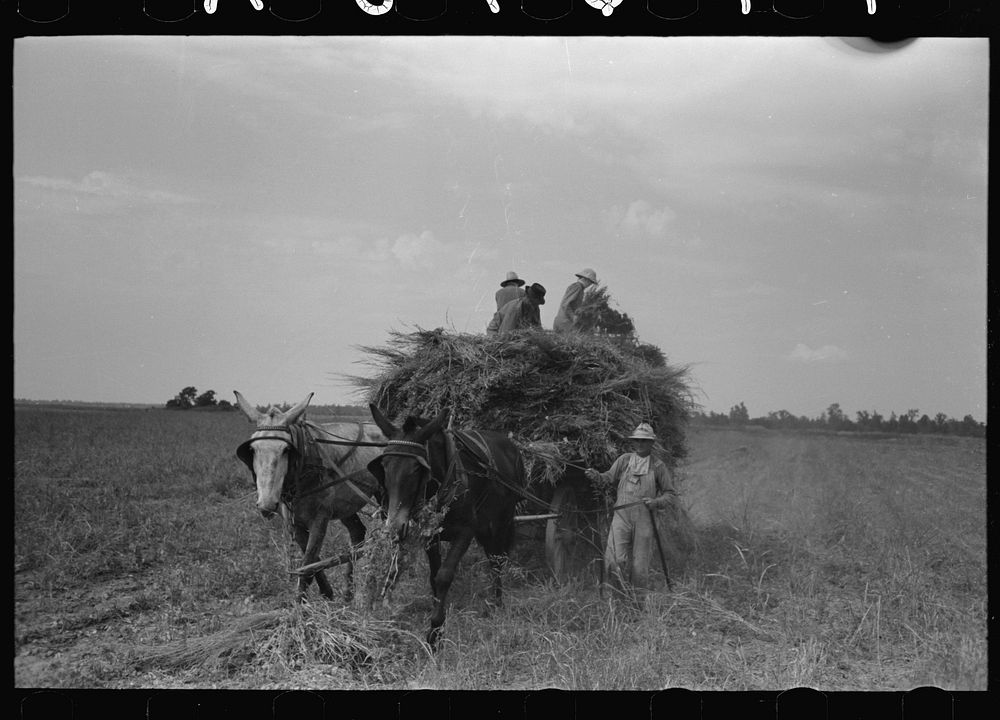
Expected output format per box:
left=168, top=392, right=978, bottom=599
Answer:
left=241, top=422, right=381, bottom=506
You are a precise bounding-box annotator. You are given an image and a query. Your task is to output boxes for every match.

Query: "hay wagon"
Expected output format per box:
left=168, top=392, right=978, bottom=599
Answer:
left=350, top=327, right=695, bottom=583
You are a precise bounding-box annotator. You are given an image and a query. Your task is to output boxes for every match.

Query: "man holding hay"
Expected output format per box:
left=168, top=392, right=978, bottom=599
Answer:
left=486, top=282, right=546, bottom=335
left=585, top=422, right=676, bottom=597
left=553, top=268, right=597, bottom=333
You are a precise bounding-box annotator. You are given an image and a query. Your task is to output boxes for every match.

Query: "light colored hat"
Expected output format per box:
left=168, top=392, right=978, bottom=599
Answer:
left=627, top=422, right=657, bottom=441
left=501, top=271, right=526, bottom=287
left=575, top=268, right=598, bottom=284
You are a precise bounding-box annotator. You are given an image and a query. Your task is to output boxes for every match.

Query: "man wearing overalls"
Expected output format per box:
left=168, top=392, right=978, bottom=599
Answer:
left=585, top=423, right=676, bottom=598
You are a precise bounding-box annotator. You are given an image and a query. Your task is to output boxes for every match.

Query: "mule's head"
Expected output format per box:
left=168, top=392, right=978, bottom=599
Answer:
left=367, top=403, right=448, bottom=541
left=234, top=390, right=313, bottom=517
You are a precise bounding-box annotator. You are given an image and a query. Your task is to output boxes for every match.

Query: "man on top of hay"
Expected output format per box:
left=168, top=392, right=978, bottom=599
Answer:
left=495, top=271, right=526, bottom=311
left=584, top=422, right=676, bottom=598
left=486, top=282, right=546, bottom=335
left=553, top=267, right=598, bottom=332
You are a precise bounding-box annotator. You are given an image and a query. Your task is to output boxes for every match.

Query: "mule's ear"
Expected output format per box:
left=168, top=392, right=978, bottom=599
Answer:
left=416, top=407, right=450, bottom=442
left=282, top=392, right=314, bottom=425
left=369, top=403, right=398, bottom=438
left=233, top=391, right=262, bottom=423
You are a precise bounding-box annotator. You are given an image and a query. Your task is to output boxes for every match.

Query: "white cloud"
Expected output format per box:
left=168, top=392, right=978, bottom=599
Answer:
left=603, top=200, right=677, bottom=240
left=391, top=231, right=443, bottom=268
left=19, top=171, right=198, bottom=206
left=787, top=343, right=849, bottom=363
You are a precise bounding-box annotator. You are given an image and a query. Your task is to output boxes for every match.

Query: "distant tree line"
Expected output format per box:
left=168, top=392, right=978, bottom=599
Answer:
left=164, top=387, right=368, bottom=417
left=693, top=401, right=985, bottom=438
left=167, top=385, right=236, bottom=410
left=165, top=387, right=234, bottom=410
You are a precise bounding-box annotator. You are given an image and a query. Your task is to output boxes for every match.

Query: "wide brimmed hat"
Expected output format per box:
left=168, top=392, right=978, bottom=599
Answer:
left=526, top=283, right=546, bottom=304
left=627, top=422, right=657, bottom=441
left=501, top=271, right=526, bottom=287
left=575, top=268, right=598, bottom=284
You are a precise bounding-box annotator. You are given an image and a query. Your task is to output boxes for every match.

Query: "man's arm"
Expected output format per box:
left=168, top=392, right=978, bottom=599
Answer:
left=563, top=282, right=584, bottom=323
left=586, top=453, right=628, bottom=486
left=646, top=462, right=677, bottom=509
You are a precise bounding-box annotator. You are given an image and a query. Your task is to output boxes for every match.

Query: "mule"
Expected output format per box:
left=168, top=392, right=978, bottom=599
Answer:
left=367, top=404, right=526, bottom=647
left=234, top=391, right=386, bottom=601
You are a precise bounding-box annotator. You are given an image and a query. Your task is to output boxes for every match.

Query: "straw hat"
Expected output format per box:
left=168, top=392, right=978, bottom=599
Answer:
left=627, top=422, right=657, bottom=441
left=575, top=268, right=598, bottom=284
left=501, top=271, right=526, bottom=287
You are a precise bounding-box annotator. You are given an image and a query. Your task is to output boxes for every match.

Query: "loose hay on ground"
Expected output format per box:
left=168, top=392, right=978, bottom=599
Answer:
left=130, top=610, right=284, bottom=672
left=130, top=604, right=429, bottom=682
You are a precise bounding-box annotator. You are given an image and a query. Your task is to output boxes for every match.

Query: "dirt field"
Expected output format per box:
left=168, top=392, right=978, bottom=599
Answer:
left=14, top=406, right=987, bottom=690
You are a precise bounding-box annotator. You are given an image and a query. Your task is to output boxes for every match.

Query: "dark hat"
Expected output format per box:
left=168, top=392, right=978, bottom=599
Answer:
left=526, top=283, right=546, bottom=304
left=501, top=271, right=526, bottom=287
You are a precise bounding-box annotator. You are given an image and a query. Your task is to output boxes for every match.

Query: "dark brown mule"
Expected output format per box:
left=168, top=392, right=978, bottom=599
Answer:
left=367, top=404, right=526, bottom=647
left=235, top=391, right=386, bottom=601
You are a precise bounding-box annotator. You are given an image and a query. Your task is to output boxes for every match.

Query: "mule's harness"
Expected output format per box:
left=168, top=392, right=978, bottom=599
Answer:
left=240, top=422, right=382, bottom=507
left=374, top=431, right=515, bottom=518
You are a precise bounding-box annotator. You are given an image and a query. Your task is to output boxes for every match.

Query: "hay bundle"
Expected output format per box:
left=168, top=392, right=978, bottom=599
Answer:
left=353, top=496, right=452, bottom=610
left=131, top=604, right=428, bottom=681
left=252, top=603, right=428, bottom=681
left=130, top=610, right=283, bottom=673
left=349, top=328, right=696, bottom=489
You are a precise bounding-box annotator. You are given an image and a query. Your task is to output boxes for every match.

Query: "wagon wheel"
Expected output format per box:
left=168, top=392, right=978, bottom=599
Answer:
left=545, top=484, right=587, bottom=583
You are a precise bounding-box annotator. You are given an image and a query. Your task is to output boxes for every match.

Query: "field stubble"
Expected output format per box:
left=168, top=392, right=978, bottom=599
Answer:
left=14, top=407, right=986, bottom=689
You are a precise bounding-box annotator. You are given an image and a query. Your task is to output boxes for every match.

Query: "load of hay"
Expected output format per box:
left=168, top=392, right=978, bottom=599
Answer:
left=349, top=325, right=697, bottom=491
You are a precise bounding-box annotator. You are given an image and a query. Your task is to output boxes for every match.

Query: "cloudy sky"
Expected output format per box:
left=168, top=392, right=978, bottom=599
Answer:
left=14, top=36, right=988, bottom=421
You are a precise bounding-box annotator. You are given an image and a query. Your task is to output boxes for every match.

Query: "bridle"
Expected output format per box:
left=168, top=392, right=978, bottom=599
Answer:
left=368, top=431, right=483, bottom=519
left=239, top=422, right=387, bottom=510
left=369, top=439, right=434, bottom=506
left=235, top=424, right=306, bottom=503
left=236, top=426, right=298, bottom=474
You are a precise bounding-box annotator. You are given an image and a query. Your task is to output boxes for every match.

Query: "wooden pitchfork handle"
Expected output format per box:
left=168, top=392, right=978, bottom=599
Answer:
left=647, top=503, right=674, bottom=591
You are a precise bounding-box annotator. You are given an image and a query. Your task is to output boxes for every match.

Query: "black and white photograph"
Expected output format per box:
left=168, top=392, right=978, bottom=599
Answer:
left=14, top=21, right=988, bottom=694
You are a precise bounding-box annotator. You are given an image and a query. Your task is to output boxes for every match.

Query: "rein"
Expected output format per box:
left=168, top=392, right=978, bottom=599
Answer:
left=293, top=423, right=380, bottom=505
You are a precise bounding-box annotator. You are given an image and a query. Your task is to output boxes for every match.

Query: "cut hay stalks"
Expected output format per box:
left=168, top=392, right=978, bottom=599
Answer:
left=353, top=499, right=452, bottom=613
left=131, top=604, right=431, bottom=679
left=665, top=589, right=777, bottom=641
left=253, top=603, right=432, bottom=681
left=130, top=610, right=284, bottom=672
left=353, top=523, right=411, bottom=613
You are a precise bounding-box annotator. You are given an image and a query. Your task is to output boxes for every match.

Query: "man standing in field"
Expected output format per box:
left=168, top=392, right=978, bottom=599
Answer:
left=585, top=422, right=676, bottom=599
left=553, top=268, right=597, bottom=333
left=486, top=282, right=546, bottom=335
